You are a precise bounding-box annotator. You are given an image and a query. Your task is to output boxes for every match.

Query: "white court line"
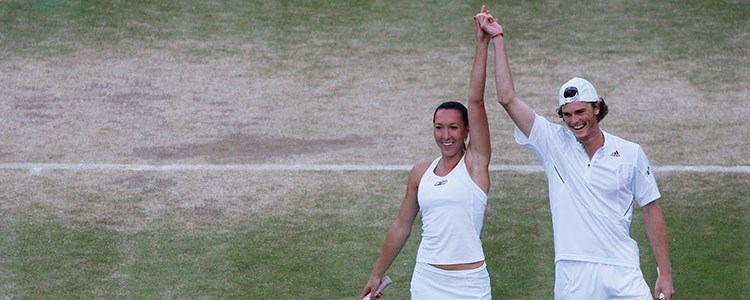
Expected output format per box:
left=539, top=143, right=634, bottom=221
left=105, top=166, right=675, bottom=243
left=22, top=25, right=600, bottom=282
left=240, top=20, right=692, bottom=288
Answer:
left=0, top=163, right=749, bottom=173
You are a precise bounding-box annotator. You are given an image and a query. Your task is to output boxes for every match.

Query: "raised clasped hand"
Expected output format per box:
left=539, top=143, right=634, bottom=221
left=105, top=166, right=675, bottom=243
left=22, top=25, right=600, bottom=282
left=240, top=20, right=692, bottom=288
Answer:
left=475, top=5, right=503, bottom=38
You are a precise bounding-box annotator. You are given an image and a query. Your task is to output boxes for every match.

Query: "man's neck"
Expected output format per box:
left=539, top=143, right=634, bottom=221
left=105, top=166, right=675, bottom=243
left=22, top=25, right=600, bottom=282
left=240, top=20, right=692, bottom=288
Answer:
left=579, top=130, right=605, bottom=160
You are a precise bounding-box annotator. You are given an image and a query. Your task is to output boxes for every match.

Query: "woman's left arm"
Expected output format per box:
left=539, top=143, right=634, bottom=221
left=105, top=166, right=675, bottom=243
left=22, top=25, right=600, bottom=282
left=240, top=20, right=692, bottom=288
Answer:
left=466, top=9, right=492, bottom=193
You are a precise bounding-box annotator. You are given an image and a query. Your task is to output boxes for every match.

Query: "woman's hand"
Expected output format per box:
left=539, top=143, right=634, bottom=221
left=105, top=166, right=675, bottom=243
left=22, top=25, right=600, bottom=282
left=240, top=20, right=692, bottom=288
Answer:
left=473, top=6, right=493, bottom=44
left=359, top=276, right=384, bottom=300
left=476, top=6, right=504, bottom=39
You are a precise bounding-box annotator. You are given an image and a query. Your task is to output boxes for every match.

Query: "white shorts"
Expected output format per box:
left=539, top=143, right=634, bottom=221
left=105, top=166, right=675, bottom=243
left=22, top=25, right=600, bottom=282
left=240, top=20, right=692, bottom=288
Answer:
left=410, top=261, right=491, bottom=300
left=554, top=260, right=651, bottom=300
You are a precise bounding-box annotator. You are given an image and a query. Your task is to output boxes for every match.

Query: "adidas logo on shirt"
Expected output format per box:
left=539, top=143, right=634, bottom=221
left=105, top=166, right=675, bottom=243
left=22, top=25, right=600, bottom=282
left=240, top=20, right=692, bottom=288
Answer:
left=610, top=150, right=620, bottom=157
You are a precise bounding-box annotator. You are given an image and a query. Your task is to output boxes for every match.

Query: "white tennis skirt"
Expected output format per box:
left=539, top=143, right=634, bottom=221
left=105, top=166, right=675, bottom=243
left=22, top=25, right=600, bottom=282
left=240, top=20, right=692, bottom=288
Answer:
left=410, top=261, right=491, bottom=300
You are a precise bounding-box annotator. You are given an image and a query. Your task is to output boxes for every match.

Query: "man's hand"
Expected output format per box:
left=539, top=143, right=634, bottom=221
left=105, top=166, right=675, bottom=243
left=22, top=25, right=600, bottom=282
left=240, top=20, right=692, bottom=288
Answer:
left=654, top=267, right=675, bottom=300
left=476, top=6, right=504, bottom=38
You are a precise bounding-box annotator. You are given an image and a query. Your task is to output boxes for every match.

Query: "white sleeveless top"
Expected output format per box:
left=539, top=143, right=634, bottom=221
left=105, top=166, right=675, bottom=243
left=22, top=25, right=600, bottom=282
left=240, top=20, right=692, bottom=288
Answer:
left=415, top=155, right=488, bottom=264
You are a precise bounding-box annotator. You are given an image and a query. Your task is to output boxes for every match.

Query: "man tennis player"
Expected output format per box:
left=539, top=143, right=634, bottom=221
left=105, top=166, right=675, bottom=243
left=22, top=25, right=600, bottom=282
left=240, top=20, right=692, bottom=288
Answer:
left=476, top=8, right=675, bottom=300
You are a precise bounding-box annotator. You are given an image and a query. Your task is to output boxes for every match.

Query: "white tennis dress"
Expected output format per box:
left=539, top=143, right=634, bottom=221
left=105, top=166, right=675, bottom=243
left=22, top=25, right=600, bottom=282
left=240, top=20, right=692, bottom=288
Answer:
left=410, top=155, right=491, bottom=299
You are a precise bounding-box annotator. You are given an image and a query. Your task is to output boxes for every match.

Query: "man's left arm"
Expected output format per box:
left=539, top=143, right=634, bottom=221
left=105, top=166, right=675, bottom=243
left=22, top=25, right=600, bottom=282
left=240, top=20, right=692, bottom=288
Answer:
left=642, top=201, right=675, bottom=299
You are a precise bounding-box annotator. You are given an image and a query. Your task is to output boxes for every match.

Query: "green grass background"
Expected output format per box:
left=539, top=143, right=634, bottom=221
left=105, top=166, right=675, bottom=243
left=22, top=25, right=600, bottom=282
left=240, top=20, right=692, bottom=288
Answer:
left=0, top=172, right=748, bottom=298
left=1, top=0, right=748, bottom=299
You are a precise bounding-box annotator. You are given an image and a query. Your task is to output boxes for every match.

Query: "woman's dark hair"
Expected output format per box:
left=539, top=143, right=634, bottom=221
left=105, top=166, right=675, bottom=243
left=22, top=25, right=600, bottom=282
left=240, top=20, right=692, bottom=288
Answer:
left=433, top=101, right=469, bottom=126
left=557, top=98, right=609, bottom=122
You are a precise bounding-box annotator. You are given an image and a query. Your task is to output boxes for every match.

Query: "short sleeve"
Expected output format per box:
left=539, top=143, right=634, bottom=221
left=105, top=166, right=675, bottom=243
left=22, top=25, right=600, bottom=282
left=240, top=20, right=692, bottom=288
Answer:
left=514, top=114, right=565, bottom=163
left=633, top=146, right=661, bottom=207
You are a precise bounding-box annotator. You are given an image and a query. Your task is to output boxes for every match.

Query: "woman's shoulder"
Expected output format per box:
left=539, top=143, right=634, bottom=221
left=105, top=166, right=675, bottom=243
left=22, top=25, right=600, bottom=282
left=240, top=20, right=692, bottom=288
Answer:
left=405, top=159, right=434, bottom=188
left=411, top=159, right=435, bottom=175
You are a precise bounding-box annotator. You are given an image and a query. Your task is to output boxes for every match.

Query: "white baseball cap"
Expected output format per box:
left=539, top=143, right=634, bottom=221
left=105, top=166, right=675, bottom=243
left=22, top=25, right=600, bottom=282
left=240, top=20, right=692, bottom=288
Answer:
left=558, top=77, right=599, bottom=106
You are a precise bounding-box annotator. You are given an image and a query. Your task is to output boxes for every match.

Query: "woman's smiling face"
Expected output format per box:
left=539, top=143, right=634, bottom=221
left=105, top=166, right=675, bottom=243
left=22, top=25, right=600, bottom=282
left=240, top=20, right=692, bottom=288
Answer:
left=433, top=108, right=468, bottom=158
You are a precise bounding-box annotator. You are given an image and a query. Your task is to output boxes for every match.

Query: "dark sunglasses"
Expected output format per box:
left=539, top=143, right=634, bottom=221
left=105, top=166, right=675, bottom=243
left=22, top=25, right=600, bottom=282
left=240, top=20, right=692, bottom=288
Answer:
left=563, top=86, right=578, bottom=98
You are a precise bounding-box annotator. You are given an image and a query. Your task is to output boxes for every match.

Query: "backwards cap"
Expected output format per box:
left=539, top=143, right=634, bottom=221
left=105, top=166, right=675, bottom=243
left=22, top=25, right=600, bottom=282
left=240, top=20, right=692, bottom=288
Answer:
left=558, top=77, right=599, bottom=106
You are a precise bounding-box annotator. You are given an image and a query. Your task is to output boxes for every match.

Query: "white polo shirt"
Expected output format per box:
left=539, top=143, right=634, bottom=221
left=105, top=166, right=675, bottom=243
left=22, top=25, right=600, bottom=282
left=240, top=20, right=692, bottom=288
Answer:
left=515, top=114, right=661, bottom=268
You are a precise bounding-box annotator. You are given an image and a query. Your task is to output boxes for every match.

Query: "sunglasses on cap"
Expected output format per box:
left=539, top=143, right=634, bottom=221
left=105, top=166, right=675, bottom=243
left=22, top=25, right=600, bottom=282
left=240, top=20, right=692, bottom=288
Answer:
left=563, top=86, right=578, bottom=98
